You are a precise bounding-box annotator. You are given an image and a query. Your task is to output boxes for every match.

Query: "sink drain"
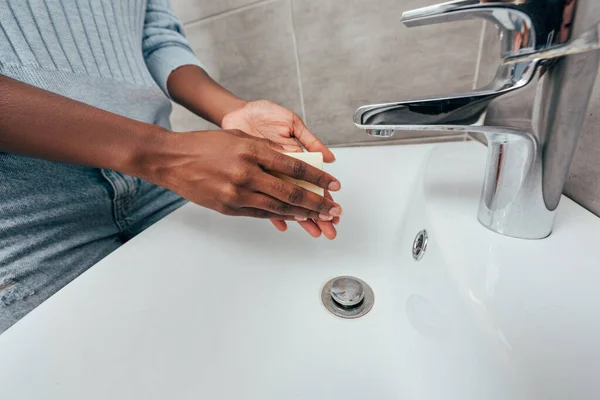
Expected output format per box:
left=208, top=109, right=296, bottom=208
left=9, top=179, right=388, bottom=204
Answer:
left=322, top=276, right=374, bottom=319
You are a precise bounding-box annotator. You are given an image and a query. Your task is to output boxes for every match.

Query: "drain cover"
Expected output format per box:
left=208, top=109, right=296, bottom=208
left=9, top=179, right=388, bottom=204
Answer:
left=331, top=276, right=365, bottom=307
left=322, top=276, right=374, bottom=319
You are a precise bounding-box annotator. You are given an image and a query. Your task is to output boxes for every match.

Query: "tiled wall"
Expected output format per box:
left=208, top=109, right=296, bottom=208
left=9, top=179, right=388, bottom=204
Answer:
left=475, top=22, right=600, bottom=217
left=170, top=0, right=600, bottom=217
left=169, top=0, right=481, bottom=146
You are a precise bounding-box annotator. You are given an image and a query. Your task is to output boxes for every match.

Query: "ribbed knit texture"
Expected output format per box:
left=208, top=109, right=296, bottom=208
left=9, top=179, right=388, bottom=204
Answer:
left=0, top=1, right=204, bottom=333
left=0, top=0, right=204, bottom=124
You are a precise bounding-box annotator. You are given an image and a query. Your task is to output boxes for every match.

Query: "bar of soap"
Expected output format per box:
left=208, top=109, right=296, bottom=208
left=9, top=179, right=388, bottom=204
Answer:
left=275, top=152, right=325, bottom=196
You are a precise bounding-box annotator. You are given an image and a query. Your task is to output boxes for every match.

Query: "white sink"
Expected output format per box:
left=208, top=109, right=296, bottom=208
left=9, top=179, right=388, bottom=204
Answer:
left=0, top=142, right=599, bottom=399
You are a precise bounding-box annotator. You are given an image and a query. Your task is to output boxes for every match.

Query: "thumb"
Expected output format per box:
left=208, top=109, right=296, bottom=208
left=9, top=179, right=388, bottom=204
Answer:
left=292, top=115, right=336, bottom=163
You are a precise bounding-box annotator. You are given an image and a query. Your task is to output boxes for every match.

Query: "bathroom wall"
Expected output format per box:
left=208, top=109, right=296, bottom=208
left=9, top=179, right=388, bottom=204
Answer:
left=170, top=0, right=600, bottom=216
left=169, top=0, right=481, bottom=146
left=475, top=22, right=600, bottom=217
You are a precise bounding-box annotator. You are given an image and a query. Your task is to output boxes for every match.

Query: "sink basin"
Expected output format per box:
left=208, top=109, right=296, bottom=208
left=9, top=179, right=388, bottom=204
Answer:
left=0, top=142, right=598, bottom=399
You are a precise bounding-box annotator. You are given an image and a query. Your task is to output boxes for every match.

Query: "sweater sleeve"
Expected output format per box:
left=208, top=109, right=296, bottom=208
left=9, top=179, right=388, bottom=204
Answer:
left=143, top=0, right=205, bottom=96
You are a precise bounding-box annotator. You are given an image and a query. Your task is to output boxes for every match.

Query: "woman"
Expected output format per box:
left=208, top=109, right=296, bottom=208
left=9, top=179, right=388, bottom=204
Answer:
left=0, top=0, right=342, bottom=333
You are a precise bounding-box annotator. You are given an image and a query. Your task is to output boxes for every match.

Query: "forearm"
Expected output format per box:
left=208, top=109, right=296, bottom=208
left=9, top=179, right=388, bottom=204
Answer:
left=166, top=65, right=247, bottom=127
left=0, top=75, right=165, bottom=177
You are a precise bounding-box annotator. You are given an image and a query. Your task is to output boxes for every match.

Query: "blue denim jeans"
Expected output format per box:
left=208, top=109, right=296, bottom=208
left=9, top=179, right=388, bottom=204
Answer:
left=0, top=153, right=186, bottom=333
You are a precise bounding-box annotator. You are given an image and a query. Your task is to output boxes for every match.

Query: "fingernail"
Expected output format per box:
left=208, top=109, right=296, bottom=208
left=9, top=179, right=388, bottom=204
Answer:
left=295, top=216, right=308, bottom=221
left=328, top=181, right=341, bottom=191
left=329, top=207, right=342, bottom=217
left=319, top=214, right=333, bottom=221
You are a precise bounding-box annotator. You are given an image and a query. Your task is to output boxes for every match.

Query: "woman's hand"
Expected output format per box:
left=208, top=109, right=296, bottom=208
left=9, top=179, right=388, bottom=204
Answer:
left=269, top=191, right=341, bottom=240
left=141, top=129, right=342, bottom=222
left=221, top=100, right=336, bottom=162
left=222, top=100, right=340, bottom=239
left=166, top=66, right=340, bottom=239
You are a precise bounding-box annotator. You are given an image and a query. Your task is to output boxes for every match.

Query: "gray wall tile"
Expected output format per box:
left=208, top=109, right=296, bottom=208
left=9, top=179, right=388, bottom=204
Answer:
left=292, top=0, right=481, bottom=146
left=170, top=0, right=303, bottom=132
left=564, top=73, right=600, bottom=216
left=171, top=0, right=262, bottom=24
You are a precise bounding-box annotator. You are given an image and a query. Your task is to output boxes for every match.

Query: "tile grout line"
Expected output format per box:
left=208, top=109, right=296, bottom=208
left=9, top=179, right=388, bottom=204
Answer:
left=183, top=0, right=278, bottom=28
left=288, top=0, right=307, bottom=123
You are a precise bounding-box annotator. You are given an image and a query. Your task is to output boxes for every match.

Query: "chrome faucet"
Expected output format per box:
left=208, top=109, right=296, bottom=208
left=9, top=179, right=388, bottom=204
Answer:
left=354, top=0, right=600, bottom=239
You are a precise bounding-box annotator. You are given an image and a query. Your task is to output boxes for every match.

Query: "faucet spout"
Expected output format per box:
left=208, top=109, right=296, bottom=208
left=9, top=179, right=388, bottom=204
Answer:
left=354, top=61, right=552, bottom=239
left=354, top=60, right=537, bottom=136
left=355, top=0, right=600, bottom=239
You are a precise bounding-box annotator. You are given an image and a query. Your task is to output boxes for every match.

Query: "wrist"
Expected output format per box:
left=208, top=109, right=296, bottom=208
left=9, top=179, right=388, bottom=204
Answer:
left=119, top=122, right=175, bottom=183
left=167, top=65, right=248, bottom=127
left=217, top=98, right=248, bottom=127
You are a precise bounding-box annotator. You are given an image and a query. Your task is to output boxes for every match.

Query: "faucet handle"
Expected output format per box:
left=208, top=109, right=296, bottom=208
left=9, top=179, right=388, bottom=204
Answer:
left=401, top=0, right=594, bottom=62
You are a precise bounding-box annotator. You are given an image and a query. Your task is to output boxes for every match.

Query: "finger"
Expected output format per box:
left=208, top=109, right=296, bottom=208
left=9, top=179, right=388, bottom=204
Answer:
left=225, top=129, right=287, bottom=152
left=280, top=138, right=304, bottom=153
left=257, top=149, right=341, bottom=192
left=324, top=191, right=341, bottom=226
left=316, top=219, right=337, bottom=240
left=270, top=219, right=288, bottom=232
left=265, top=140, right=287, bottom=152
left=245, top=193, right=322, bottom=220
left=253, top=137, right=287, bottom=152
left=231, top=208, right=297, bottom=220
left=298, top=219, right=322, bottom=238
left=272, top=216, right=322, bottom=238
left=292, top=114, right=336, bottom=163
left=255, top=174, right=342, bottom=218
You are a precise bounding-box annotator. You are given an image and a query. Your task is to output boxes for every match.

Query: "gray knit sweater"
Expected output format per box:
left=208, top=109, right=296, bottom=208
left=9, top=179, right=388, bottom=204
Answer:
left=0, top=0, right=203, bottom=125
left=0, top=0, right=203, bottom=331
